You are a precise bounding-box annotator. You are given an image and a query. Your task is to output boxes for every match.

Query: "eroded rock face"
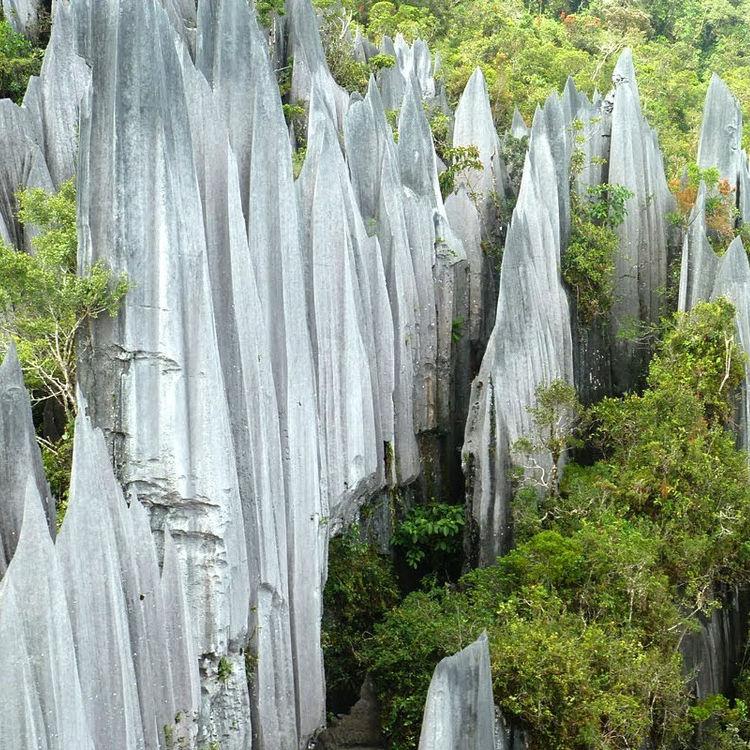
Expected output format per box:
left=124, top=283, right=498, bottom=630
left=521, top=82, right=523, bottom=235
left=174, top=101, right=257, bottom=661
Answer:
left=417, top=632, right=495, bottom=750
left=0, top=379, right=202, bottom=749
left=463, top=93, right=574, bottom=564
left=0, top=344, right=54, bottom=575
left=2, top=0, right=43, bottom=39
left=698, top=74, right=743, bottom=184
left=607, top=50, right=674, bottom=392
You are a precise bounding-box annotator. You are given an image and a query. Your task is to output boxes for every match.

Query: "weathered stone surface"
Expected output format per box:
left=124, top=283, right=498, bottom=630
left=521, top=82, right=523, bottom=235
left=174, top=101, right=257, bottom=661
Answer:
left=417, top=632, right=495, bottom=750
left=2, top=0, right=43, bottom=38
left=286, top=0, right=349, bottom=129
left=73, top=1, right=254, bottom=745
left=463, top=95, right=574, bottom=564
left=0, top=343, right=54, bottom=575
left=186, top=33, right=298, bottom=746
left=607, top=49, right=674, bottom=392
left=0, top=100, right=53, bottom=250
left=677, top=182, right=720, bottom=312
left=344, top=78, right=421, bottom=485
left=0, top=485, right=93, bottom=750
left=697, top=74, right=743, bottom=184
left=297, top=92, right=381, bottom=522
left=22, top=0, right=89, bottom=189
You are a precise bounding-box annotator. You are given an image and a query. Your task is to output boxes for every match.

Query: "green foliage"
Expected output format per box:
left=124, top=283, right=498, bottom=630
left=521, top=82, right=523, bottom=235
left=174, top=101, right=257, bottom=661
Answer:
left=368, top=52, right=396, bottom=71
left=669, top=163, right=741, bottom=253
left=254, top=0, right=285, bottom=26
left=0, top=180, right=128, bottom=523
left=0, top=180, right=128, bottom=417
left=42, top=422, right=73, bottom=529
left=349, top=0, right=750, bottom=173
left=217, top=656, right=232, bottom=683
left=562, top=180, right=633, bottom=324
left=438, top=145, right=482, bottom=198
left=366, top=1, right=439, bottom=42
left=365, top=299, right=750, bottom=749
left=0, top=18, right=42, bottom=102
left=393, top=502, right=464, bottom=573
left=322, top=527, right=399, bottom=711
left=501, top=132, right=528, bottom=195
left=450, top=316, right=464, bottom=343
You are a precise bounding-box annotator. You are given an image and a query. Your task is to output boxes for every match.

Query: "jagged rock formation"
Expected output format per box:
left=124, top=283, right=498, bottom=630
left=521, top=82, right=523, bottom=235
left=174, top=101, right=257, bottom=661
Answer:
left=2, top=0, right=44, bottom=39
left=607, top=50, right=675, bottom=393
left=3, top=3, right=747, bottom=747
left=464, top=50, right=677, bottom=564
left=463, top=88, right=575, bottom=564
left=0, top=353, right=201, bottom=748
left=0, top=343, right=54, bottom=575
left=417, top=632, right=495, bottom=749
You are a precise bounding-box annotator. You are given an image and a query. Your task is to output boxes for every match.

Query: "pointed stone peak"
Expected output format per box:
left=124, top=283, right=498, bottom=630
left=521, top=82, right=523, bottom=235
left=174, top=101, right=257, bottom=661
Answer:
left=698, top=73, right=743, bottom=181
left=15, top=481, right=53, bottom=554
left=0, top=341, right=22, bottom=384
left=613, top=48, right=636, bottom=85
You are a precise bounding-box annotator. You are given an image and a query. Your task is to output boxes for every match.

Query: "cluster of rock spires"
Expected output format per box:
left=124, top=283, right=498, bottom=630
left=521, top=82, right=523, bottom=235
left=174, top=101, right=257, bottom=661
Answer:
left=0, top=0, right=749, bottom=747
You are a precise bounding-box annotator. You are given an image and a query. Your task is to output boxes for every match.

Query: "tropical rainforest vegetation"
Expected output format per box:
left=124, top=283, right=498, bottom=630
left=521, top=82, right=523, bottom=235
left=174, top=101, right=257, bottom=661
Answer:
left=2, top=1, right=750, bottom=747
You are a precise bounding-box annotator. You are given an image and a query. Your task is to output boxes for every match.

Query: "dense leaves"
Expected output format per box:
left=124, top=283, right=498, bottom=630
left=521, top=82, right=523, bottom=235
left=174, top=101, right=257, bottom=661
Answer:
left=0, top=18, right=43, bottom=102
left=364, top=300, right=750, bottom=749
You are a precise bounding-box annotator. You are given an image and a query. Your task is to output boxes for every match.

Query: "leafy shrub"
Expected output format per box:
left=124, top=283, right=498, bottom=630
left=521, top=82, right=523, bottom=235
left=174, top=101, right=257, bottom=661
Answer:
left=0, top=180, right=128, bottom=521
left=562, top=181, right=634, bottom=324
left=365, top=299, right=750, bottom=750
left=669, top=164, right=741, bottom=253
left=438, top=145, right=482, bottom=198
left=392, top=501, right=464, bottom=575
left=0, top=18, right=42, bottom=102
left=322, top=527, right=399, bottom=712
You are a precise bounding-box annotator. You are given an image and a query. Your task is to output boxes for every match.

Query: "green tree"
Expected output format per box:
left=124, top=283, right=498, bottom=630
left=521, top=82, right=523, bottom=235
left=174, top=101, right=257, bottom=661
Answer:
left=0, top=179, right=128, bottom=520
left=0, top=17, right=43, bottom=102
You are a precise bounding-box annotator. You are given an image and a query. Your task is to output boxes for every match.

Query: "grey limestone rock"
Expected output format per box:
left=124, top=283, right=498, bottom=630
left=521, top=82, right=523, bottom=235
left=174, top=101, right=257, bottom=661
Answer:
left=2, top=0, right=43, bottom=39
left=677, top=182, right=720, bottom=312
left=697, top=74, right=743, bottom=184
left=417, top=632, right=495, bottom=750
left=297, top=92, right=381, bottom=522
left=607, top=49, right=674, bottom=392
left=463, top=96, right=574, bottom=564
left=0, top=484, right=93, bottom=750
left=344, top=78, right=422, bottom=485
left=0, top=343, right=54, bottom=576
left=22, top=0, right=90, bottom=189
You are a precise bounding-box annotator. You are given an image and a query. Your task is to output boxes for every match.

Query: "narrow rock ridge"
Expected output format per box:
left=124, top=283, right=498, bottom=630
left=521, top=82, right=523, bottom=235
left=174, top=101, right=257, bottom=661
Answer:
left=0, top=343, right=54, bottom=575
left=463, top=90, right=574, bottom=564
left=417, top=632, right=495, bottom=749
left=607, top=49, right=675, bottom=393
left=0, top=388, right=202, bottom=748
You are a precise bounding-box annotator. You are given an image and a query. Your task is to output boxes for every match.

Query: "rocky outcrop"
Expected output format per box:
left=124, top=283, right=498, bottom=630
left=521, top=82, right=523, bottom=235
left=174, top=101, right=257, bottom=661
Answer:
left=2, top=0, right=44, bottom=39
left=0, top=344, right=54, bottom=575
left=607, top=50, right=674, bottom=393
left=0, top=377, right=201, bottom=748
left=417, top=632, right=495, bottom=749
left=463, top=91, right=574, bottom=564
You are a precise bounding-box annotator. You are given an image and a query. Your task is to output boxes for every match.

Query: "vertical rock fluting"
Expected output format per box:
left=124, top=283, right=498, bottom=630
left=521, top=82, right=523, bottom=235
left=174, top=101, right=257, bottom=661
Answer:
left=607, top=50, right=674, bottom=393
left=0, top=372, right=202, bottom=748
left=0, top=344, right=54, bottom=575
left=73, top=0, right=253, bottom=744
left=463, top=93, right=574, bottom=564
left=417, top=632, right=496, bottom=749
